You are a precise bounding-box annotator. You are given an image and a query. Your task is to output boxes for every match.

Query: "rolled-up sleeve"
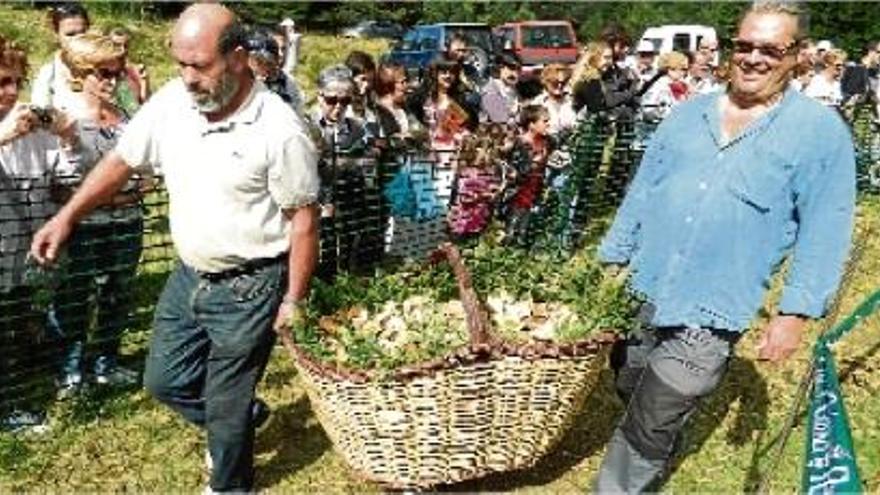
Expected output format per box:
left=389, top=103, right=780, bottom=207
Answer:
left=779, top=121, right=856, bottom=318
left=268, top=127, right=320, bottom=209
left=115, top=90, right=160, bottom=171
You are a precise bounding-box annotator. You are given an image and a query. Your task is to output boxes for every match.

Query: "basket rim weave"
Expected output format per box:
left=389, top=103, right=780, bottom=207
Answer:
left=281, top=243, right=619, bottom=384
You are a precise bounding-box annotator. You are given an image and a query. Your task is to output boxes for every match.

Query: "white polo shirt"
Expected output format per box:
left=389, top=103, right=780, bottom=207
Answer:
left=115, top=78, right=320, bottom=273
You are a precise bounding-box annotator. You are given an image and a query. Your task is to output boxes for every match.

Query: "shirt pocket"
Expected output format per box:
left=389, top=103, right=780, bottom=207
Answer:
left=216, top=140, right=270, bottom=199
left=725, top=148, right=794, bottom=214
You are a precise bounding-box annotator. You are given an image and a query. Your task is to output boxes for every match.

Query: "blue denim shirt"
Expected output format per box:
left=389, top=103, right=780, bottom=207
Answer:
left=599, top=88, right=855, bottom=332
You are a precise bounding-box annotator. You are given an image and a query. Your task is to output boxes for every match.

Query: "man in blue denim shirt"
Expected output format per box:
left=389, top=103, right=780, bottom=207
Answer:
left=594, top=3, right=855, bottom=493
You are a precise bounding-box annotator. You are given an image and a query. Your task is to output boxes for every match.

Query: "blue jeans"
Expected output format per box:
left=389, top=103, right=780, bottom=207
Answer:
left=53, top=219, right=143, bottom=378
left=1, top=286, right=59, bottom=414
left=143, top=259, right=285, bottom=491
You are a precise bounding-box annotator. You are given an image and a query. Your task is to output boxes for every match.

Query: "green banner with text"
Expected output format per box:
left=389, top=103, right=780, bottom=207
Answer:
left=802, top=289, right=880, bottom=494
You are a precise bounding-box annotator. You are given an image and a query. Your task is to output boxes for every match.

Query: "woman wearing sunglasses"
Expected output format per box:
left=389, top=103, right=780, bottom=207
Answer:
left=309, top=64, right=371, bottom=278
left=51, top=32, right=146, bottom=396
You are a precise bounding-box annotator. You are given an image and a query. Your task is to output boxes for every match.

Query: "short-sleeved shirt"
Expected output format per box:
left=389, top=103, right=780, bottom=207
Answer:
left=115, top=78, right=320, bottom=273
left=1, top=128, right=75, bottom=291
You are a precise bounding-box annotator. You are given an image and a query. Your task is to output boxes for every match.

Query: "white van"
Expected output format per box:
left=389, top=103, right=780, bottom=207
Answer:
left=639, top=25, right=719, bottom=65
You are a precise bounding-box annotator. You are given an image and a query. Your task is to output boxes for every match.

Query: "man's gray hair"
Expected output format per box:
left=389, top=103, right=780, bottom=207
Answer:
left=745, top=1, right=810, bottom=41
left=317, top=64, right=354, bottom=92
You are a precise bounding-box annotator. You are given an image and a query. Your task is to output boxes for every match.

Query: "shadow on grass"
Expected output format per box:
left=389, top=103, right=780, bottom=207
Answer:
left=838, top=337, right=880, bottom=384
left=254, top=396, right=331, bottom=490
left=54, top=378, right=150, bottom=426
left=446, top=369, right=624, bottom=491
left=442, top=356, right=770, bottom=492
left=661, top=356, right=770, bottom=492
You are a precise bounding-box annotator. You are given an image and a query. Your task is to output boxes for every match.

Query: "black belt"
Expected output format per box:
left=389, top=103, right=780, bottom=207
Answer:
left=197, top=253, right=287, bottom=282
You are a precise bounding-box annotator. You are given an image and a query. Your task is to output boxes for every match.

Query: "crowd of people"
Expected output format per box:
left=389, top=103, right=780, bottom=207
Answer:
left=1, top=3, right=150, bottom=433
left=0, top=1, right=869, bottom=493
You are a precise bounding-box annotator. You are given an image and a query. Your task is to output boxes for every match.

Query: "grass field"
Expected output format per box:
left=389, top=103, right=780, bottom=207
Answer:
left=1, top=5, right=879, bottom=493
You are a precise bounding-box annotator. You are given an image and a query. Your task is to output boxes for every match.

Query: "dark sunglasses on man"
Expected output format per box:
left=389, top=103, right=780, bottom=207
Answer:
left=730, top=38, right=797, bottom=61
left=321, top=94, right=351, bottom=107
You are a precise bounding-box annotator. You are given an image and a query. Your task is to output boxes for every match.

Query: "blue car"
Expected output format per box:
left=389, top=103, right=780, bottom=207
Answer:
left=384, top=23, right=498, bottom=80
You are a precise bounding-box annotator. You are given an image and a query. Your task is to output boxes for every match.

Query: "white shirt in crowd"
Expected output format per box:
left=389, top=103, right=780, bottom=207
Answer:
left=640, top=75, right=679, bottom=122
left=30, top=53, right=88, bottom=118
left=282, top=31, right=302, bottom=76
left=0, top=120, right=77, bottom=291
left=530, top=92, right=577, bottom=136
left=115, top=79, right=320, bottom=273
left=804, top=74, right=843, bottom=107
left=688, top=75, right=720, bottom=96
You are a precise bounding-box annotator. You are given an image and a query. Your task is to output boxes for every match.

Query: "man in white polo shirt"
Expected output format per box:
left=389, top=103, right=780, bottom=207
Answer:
left=30, top=4, right=320, bottom=492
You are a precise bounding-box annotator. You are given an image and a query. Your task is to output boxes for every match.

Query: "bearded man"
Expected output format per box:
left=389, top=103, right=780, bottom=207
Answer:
left=30, top=4, right=320, bottom=492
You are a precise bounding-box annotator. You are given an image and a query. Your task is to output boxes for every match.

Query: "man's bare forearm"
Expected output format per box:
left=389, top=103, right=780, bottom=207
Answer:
left=57, top=151, right=135, bottom=225
left=285, top=204, right=319, bottom=301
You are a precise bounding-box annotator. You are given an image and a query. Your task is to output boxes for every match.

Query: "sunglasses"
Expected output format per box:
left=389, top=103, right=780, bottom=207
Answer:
left=731, top=38, right=797, bottom=61
left=322, top=95, right=351, bottom=107
left=92, top=68, right=123, bottom=80
left=550, top=79, right=570, bottom=87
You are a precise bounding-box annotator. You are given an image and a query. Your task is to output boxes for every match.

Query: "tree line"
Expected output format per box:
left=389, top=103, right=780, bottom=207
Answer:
left=20, top=2, right=880, bottom=58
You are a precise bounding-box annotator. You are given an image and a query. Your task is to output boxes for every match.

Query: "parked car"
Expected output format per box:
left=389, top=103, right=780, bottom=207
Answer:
left=384, top=23, right=499, bottom=80
left=341, top=20, right=405, bottom=39
left=494, top=20, right=579, bottom=78
left=638, top=25, right=719, bottom=65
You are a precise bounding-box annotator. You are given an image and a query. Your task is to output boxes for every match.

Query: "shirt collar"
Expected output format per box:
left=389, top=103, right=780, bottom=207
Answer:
left=703, top=86, right=795, bottom=150
left=195, top=80, right=264, bottom=135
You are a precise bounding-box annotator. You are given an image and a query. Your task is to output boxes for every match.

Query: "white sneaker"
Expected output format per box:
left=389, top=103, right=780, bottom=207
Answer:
left=56, top=373, right=84, bottom=400
left=1, top=410, right=50, bottom=434
left=93, top=365, right=140, bottom=386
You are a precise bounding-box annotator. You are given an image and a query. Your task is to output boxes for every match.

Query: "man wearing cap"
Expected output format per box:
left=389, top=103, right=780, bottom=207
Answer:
left=31, top=4, right=320, bottom=492
left=633, top=40, right=658, bottom=86
left=479, top=52, right=522, bottom=125
left=279, top=18, right=301, bottom=76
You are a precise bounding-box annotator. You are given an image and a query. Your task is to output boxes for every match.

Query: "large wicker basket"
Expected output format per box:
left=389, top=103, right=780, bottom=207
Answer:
left=281, top=244, right=616, bottom=490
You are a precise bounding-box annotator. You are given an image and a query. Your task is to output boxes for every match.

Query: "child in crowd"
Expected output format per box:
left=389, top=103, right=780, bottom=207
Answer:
left=447, top=124, right=506, bottom=238
left=504, top=105, right=554, bottom=245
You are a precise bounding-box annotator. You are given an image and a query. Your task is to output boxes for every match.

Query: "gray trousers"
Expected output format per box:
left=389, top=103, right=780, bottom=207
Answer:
left=593, top=324, right=737, bottom=494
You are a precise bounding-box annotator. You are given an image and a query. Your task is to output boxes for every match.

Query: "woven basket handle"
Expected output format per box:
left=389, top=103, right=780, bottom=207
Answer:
left=439, top=243, right=494, bottom=350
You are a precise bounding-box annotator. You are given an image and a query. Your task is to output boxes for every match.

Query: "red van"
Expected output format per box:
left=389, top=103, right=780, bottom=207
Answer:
left=494, top=20, right=579, bottom=77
